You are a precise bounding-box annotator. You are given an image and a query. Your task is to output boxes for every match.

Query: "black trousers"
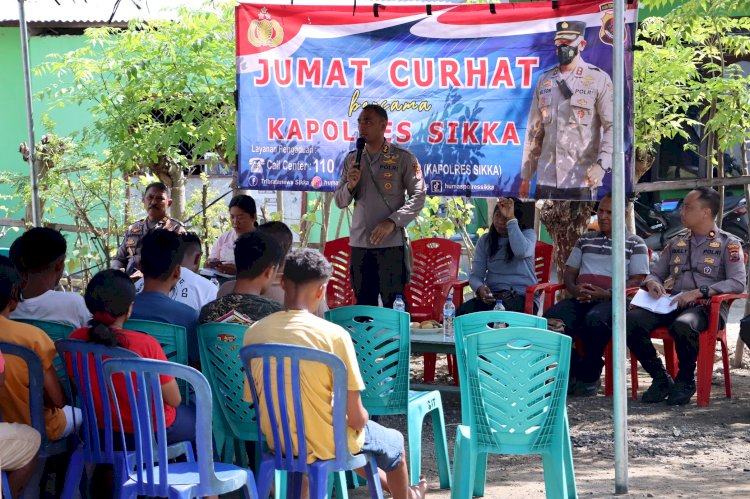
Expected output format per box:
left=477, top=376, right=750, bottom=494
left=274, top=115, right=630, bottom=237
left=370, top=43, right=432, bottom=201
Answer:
left=543, top=298, right=613, bottom=382
left=456, top=292, right=528, bottom=316
left=350, top=246, right=406, bottom=310
left=739, top=314, right=750, bottom=350
left=625, top=305, right=713, bottom=383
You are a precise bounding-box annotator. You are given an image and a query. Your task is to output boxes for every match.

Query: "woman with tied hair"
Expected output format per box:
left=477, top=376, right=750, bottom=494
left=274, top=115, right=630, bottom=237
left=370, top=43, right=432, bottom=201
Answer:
left=206, top=194, right=258, bottom=275
left=68, top=269, right=196, bottom=444
left=457, top=197, right=538, bottom=315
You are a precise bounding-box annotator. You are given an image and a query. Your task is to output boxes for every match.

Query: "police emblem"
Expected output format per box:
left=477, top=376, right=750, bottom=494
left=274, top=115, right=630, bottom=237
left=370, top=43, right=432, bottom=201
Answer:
left=704, top=257, right=715, bottom=264
left=576, top=109, right=586, bottom=119
left=703, top=266, right=712, bottom=274
left=709, top=241, right=721, bottom=248
left=382, top=156, right=397, bottom=166
left=248, top=7, right=284, bottom=48
left=384, top=182, right=393, bottom=190
left=708, top=230, right=716, bottom=238
left=677, top=241, right=687, bottom=247
left=674, top=256, right=681, bottom=264
left=599, top=9, right=614, bottom=46
left=383, top=172, right=393, bottom=179
left=575, top=67, right=583, bottom=76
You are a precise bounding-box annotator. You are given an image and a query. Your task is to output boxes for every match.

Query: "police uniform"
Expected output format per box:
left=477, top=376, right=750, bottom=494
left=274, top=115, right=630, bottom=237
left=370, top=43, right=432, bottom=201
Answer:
left=521, top=21, right=614, bottom=201
left=111, top=216, right=186, bottom=275
left=334, top=141, right=426, bottom=307
left=626, top=226, right=746, bottom=386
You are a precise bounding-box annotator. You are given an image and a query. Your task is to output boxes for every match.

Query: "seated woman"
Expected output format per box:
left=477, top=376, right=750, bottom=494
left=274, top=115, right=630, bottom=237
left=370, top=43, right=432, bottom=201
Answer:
left=69, top=269, right=195, bottom=445
left=457, top=197, right=537, bottom=315
left=206, top=194, right=258, bottom=276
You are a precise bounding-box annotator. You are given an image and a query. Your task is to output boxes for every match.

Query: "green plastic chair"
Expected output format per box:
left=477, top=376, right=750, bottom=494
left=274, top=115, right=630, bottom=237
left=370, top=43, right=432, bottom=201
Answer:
left=123, top=319, right=190, bottom=399
left=451, top=321, right=576, bottom=499
left=326, top=305, right=452, bottom=489
left=15, top=319, right=74, bottom=387
left=0, top=247, right=8, bottom=257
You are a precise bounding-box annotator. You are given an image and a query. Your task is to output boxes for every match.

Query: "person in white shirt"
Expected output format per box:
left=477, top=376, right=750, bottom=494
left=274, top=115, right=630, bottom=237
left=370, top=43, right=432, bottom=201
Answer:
left=206, top=195, right=258, bottom=276
left=9, top=227, right=90, bottom=328
left=135, top=232, right=217, bottom=311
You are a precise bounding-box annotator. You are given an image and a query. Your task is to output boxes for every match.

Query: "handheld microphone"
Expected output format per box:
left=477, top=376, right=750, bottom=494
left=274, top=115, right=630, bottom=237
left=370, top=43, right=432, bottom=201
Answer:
left=354, top=137, right=366, bottom=168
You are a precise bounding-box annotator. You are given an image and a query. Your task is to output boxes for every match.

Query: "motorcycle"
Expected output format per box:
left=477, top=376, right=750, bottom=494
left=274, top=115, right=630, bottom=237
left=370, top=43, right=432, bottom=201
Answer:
left=634, top=192, right=750, bottom=262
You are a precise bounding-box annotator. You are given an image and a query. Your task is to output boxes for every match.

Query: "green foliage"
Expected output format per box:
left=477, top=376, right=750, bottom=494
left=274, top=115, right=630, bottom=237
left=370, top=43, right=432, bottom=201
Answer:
left=408, top=196, right=485, bottom=261
left=184, top=172, right=227, bottom=262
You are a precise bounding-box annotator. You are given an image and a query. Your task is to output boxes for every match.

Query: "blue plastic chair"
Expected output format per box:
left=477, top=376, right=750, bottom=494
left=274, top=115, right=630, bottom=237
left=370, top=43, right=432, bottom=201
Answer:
left=0, top=342, right=69, bottom=459
left=2, top=470, right=11, bottom=498
left=240, top=343, right=384, bottom=499
left=326, top=305, right=452, bottom=488
left=451, top=322, right=576, bottom=499
left=102, top=357, right=258, bottom=499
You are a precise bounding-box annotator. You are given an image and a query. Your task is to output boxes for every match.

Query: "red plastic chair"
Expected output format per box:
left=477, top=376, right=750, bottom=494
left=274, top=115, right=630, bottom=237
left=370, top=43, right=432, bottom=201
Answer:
left=323, top=237, right=357, bottom=310
left=405, top=238, right=462, bottom=384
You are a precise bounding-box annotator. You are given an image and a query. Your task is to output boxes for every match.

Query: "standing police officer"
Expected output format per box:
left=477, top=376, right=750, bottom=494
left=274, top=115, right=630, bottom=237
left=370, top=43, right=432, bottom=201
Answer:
left=112, top=182, right=186, bottom=276
left=519, top=21, right=614, bottom=200
left=626, top=187, right=746, bottom=406
left=334, top=104, right=426, bottom=308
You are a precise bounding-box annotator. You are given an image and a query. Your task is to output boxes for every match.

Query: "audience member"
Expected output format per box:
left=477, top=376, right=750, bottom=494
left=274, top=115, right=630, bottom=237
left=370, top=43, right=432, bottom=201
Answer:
left=626, top=187, right=746, bottom=405
left=69, top=270, right=195, bottom=444
left=199, top=231, right=283, bottom=324
left=544, top=193, right=649, bottom=396
left=130, top=230, right=200, bottom=363
left=135, top=232, right=217, bottom=310
left=0, top=256, right=81, bottom=442
left=111, top=182, right=186, bottom=276
left=0, top=347, right=41, bottom=498
left=459, top=197, right=537, bottom=315
left=207, top=194, right=258, bottom=276
left=243, top=249, right=428, bottom=499
left=9, top=227, right=90, bottom=328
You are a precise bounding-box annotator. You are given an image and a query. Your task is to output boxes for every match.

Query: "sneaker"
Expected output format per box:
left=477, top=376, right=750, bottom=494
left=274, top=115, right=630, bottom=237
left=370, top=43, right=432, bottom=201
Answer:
left=666, top=380, right=696, bottom=406
left=574, top=378, right=601, bottom=397
left=641, top=373, right=674, bottom=403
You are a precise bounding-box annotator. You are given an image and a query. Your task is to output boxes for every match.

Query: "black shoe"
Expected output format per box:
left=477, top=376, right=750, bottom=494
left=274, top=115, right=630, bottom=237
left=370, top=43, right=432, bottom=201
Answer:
left=568, top=376, right=578, bottom=395
left=641, top=373, right=674, bottom=403
left=666, top=380, right=696, bottom=406
left=574, top=378, right=601, bottom=397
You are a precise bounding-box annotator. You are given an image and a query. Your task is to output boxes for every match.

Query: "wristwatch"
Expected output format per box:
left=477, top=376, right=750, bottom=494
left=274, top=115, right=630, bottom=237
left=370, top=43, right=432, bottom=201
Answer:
left=699, top=285, right=710, bottom=299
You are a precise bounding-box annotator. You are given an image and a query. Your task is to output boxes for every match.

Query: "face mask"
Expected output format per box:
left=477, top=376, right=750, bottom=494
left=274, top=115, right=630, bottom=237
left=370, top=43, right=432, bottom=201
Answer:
left=556, top=44, right=579, bottom=65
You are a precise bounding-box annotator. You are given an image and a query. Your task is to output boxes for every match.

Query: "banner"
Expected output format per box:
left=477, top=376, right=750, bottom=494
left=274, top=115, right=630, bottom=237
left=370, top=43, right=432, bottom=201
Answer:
left=236, top=1, right=638, bottom=200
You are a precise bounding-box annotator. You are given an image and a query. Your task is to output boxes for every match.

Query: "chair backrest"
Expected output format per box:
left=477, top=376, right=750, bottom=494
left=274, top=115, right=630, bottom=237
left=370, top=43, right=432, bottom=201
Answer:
left=454, top=326, right=571, bottom=454
left=240, top=343, right=355, bottom=473
left=55, top=339, right=139, bottom=463
left=323, top=237, right=357, bottom=309
left=325, top=305, right=411, bottom=414
left=197, top=323, right=258, bottom=440
left=0, top=341, right=60, bottom=456
left=102, top=357, right=218, bottom=497
left=15, top=319, right=74, bottom=386
left=405, top=238, right=462, bottom=320
left=534, top=241, right=554, bottom=284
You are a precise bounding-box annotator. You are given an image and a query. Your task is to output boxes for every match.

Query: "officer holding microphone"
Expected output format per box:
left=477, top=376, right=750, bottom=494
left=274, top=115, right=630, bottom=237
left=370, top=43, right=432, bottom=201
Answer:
left=334, top=104, right=426, bottom=308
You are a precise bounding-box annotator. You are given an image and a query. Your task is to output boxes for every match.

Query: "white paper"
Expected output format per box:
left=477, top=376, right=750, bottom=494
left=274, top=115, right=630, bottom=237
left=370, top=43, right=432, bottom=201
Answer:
left=630, top=289, right=682, bottom=314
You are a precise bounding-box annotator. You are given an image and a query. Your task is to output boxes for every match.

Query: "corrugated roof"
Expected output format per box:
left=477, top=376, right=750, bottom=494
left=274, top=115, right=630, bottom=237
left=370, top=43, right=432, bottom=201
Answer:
left=1, top=0, right=210, bottom=25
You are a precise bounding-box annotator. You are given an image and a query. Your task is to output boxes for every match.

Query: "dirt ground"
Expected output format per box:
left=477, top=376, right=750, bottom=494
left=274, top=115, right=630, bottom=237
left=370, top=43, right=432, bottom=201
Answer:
left=351, top=300, right=750, bottom=499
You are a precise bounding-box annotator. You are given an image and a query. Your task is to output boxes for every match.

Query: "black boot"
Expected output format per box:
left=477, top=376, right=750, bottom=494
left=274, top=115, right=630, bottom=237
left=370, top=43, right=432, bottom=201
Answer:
left=667, top=371, right=696, bottom=406
left=641, top=358, right=674, bottom=403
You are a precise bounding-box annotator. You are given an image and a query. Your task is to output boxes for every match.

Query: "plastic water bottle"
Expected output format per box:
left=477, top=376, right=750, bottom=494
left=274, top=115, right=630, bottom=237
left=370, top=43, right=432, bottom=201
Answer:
left=393, top=294, right=406, bottom=312
left=493, top=299, right=506, bottom=328
left=443, top=297, right=455, bottom=339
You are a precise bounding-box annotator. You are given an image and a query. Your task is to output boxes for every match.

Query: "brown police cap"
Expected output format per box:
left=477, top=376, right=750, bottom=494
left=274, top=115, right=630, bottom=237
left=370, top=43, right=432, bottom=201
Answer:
left=555, top=20, right=586, bottom=41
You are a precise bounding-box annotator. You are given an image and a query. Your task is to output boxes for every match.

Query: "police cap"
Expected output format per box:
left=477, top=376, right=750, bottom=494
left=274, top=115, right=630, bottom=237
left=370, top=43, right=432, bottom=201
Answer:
left=555, top=21, right=586, bottom=41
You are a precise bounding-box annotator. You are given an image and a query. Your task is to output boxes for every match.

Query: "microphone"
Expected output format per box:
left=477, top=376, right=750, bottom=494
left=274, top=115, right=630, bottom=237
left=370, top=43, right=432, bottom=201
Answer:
left=354, top=137, right=366, bottom=168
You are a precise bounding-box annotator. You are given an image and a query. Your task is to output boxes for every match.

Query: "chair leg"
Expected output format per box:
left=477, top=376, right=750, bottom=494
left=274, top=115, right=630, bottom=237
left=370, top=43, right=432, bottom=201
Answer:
left=331, top=471, right=348, bottom=499
left=287, top=472, right=304, bottom=498
left=562, top=414, right=578, bottom=499
left=407, top=409, right=425, bottom=486
left=308, top=468, right=328, bottom=499
left=451, top=426, right=476, bottom=499
left=60, top=450, right=84, bottom=499
left=542, top=449, right=569, bottom=499
left=364, top=456, right=384, bottom=498
left=256, top=461, right=276, bottom=499
left=472, top=452, right=488, bottom=498
left=630, top=351, right=639, bottom=400
left=429, top=399, right=452, bottom=489
left=243, top=470, right=260, bottom=499
left=663, top=338, right=678, bottom=378
left=423, top=353, right=437, bottom=383
left=696, top=332, right=716, bottom=407
left=719, top=332, right=732, bottom=398
left=604, top=340, right=613, bottom=397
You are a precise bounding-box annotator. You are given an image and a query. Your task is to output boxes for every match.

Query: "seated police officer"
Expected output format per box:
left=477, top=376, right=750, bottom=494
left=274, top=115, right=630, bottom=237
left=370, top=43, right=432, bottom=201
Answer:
left=626, top=188, right=746, bottom=406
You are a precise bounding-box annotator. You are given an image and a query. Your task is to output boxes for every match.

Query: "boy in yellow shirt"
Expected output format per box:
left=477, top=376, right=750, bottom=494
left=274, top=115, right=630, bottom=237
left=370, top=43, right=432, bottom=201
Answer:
left=244, top=249, right=428, bottom=499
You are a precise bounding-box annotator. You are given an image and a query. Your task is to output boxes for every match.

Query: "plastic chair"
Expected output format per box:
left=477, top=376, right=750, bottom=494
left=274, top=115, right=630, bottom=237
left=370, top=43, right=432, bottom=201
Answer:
left=323, top=237, right=357, bottom=309
left=0, top=342, right=69, bottom=460
left=451, top=322, right=577, bottom=498
left=2, top=471, right=11, bottom=499
left=196, top=323, right=259, bottom=464
left=55, top=339, right=141, bottom=499
left=102, top=357, right=259, bottom=499
left=14, top=319, right=74, bottom=386
left=326, top=305, right=452, bottom=489
left=240, top=343, right=384, bottom=499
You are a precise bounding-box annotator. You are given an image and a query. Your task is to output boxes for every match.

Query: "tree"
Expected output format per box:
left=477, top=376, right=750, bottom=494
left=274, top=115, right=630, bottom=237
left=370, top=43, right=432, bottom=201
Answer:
left=36, top=2, right=236, bottom=221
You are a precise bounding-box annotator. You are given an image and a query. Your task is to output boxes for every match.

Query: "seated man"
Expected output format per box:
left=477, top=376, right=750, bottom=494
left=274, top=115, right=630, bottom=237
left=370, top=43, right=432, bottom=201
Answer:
left=243, top=249, right=428, bottom=499
left=135, top=232, right=217, bottom=311
left=626, top=187, right=746, bottom=406
left=9, top=227, right=90, bottom=328
left=131, top=230, right=200, bottom=363
left=0, top=256, right=81, bottom=443
left=0, top=347, right=41, bottom=498
left=544, top=193, right=649, bottom=396
left=111, top=182, right=186, bottom=277
left=199, top=231, right=284, bottom=324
